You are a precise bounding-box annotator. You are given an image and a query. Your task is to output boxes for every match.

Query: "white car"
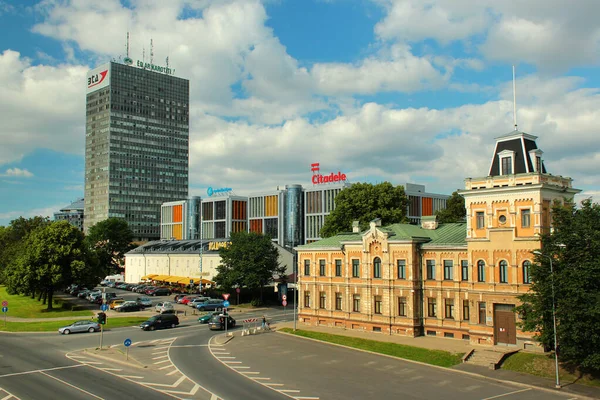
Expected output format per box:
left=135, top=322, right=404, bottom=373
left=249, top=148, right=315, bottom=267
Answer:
left=136, top=297, right=153, bottom=307
left=155, top=302, right=175, bottom=314
left=189, top=297, right=210, bottom=307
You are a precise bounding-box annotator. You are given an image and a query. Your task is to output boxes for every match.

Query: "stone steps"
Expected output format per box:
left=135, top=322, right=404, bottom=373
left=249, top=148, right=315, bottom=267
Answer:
left=463, top=349, right=518, bottom=369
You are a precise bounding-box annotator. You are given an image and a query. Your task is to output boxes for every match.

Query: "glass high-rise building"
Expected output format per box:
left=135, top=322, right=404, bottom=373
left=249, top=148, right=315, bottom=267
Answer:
left=84, top=61, right=189, bottom=241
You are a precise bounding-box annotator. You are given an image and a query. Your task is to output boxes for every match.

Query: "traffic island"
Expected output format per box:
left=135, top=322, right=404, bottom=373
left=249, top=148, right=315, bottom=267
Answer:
left=83, top=346, right=147, bottom=369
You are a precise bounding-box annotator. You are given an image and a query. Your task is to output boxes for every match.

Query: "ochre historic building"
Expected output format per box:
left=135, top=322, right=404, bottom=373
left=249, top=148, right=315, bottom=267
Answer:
left=296, top=131, right=580, bottom=348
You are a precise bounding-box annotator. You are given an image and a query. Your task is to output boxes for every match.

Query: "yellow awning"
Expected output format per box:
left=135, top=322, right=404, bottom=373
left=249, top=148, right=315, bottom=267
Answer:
left=164, top=275, right=184, bottom=283
left=140, top=274, right=158, bottom=280
left=152, top=275, right=170, bottom=281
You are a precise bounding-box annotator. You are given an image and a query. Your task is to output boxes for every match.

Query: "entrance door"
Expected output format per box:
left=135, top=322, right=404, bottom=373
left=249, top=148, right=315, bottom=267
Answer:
left=494, top=304, right=516, bottom=345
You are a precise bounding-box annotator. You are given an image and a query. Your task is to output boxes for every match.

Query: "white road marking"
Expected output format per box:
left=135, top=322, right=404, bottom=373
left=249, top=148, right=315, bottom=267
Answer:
left=223, top=361, right=242, bottom=364
left=264, top=383, right=284, bottom=386
left=0, top=364, right=85, bottom=378
left=39, top=371, right=104, bottom=399
left=81, top=362, right=103, bottom=365
left=152, top=355, right=169, bottom=360
left=216, top=356, right=236, bottom=359
left=166, top=369, right=179, bottom=376
left=151, top=350, right=168, bottom=355
left=155, top=346, right=169, bottom=350
left=158, top=365, right=174, bottom=370
left=170, top=344, right=208, bottom=348
left=153, top=359, right=170, bottom=365
left=481, top=388, right=532, bottom=400
left=241, top=372, right=261, bottom=375
left=166, top=384, right=200, bottom=396
left=120, top=375, right=144, bottom=379
left=99, top=368, right=123, bottom=372
left=231, top=366, right=250, bottom=369
left=210, top=394, right=219, bottom=400
left=295, top=397, right=320, bottom=399
left=142, top=375, right=186, bottom=388
left=280, top=389, right=301, bottom=393
left=251, top=377, right=271, bottom=380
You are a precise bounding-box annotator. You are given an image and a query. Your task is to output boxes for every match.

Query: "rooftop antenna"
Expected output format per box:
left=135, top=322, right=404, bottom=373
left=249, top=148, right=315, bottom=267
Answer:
left=513, top=65, right=518, bottom=131
left=150, top=38, right=154, bottom=65
left=166, top=56, right=169, bottom=69
left=126, top=32, right=130, bottom=59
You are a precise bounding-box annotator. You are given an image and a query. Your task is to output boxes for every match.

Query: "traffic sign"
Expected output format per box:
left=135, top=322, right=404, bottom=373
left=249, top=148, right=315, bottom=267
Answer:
left=282, top=295, right=287, bottom=301
left=236, top=288, right=240, bottom=294
left=1, top=301, right=7, bottom=307
left=223, top=293, right=230, bottom=300
left=223, top=301, right=230, bottom=308
left=282, top=300, right=287, bottom=307
left=1, top=307, right=7, bottom=313
left=100, top=304, right=109, bottom=311
left=124, top=338, right=132, bottom=347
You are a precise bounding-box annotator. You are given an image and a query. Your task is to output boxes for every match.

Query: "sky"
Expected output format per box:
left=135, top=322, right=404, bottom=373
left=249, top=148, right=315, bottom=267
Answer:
left=0, top=0, right=599, bottom=226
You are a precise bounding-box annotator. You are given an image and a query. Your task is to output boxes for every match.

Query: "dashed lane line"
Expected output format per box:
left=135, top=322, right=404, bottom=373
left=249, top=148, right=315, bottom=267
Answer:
left=0, top=364, right=85, bottom=378
left=481, top=388, right=532, bottom=400
left=39, top=371, right=104, bottom=400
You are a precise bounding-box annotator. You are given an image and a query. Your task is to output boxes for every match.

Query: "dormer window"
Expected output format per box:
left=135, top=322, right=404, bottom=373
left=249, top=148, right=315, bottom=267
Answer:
left=497, top=150, right=515, bottom=175
left=529, top=149, right=543, bottom=173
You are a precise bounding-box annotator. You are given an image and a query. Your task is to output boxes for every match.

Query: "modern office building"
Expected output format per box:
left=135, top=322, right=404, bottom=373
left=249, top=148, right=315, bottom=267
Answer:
left=160, top=196, right=201, bottom=240
left=248, top=184, right=304, bottom=249
left=304, top=183, right=350, bottom=243
left=295, top=130, right=580, bottom=350
left=53, top=198, right=85, bottom=231
left=84, top=60, right=189, bottom=241
left=405, top=183, right=449, bottom=224
left=201, top=192, right=248, bottom=240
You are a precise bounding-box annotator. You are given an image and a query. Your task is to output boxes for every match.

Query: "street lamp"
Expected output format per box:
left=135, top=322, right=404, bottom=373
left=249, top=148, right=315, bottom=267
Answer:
left=532, top=250, right=561, bottom=389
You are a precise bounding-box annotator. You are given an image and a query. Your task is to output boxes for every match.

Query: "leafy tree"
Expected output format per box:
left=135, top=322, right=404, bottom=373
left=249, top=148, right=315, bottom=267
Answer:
left=215, top=231, right=285, bottom=304
left=516, top=199, right=600, bottom=371
left=435, top=191, right=466, bottom=223
left=6, top=221, right=92, bottom=310
left=86, top=217, right=135, bottom=275
left=320, top=182, right=408, bottom=237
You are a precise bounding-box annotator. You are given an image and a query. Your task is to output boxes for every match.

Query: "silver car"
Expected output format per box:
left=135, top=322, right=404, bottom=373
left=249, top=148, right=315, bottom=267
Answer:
left=136, top=297, right=153, bottom=307
left=58, top=320, right=100, bottom=335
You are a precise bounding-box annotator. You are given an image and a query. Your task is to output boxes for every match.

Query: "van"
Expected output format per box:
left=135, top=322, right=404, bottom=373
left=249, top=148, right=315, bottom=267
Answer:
left=100, top=274, right=125, bottom=286
left=140, top=314, right=179, bottom=331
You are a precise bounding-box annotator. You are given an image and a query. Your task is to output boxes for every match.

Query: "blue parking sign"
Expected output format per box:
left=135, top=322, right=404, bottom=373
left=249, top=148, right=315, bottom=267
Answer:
left=100, top=304, right=109, bottom=311
left=124, top=338, right=132, bottom=347
left=1, top=306, right=7, bottom=313
left=223, top=301, right=230, bottom=308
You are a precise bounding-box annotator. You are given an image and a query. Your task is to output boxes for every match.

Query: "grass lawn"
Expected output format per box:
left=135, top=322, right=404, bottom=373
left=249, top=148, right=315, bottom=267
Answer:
left=502, top=352, right=600, bottom=388
left=279, top=328, right=463, bottom=368
left=0, top=316, right=148, bottom=332
left=0, top=286, right=93, bottom=319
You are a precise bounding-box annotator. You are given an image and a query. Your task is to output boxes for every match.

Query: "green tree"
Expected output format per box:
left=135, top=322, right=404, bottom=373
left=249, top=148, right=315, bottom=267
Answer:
left=320, top=182, right=408, bottom=237
left=7, top=221, right=92, bottom=310
left=215, top=231, right=285, bottom=304
left=516, top=199, right=600, bottom=371
left=435, top=191, right=466, bottom=223
left=86, top=217, right=135, bottom=275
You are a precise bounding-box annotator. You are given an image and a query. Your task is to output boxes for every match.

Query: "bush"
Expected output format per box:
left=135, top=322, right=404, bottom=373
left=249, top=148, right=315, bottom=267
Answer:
left=251, top=298, right=262, bottom=307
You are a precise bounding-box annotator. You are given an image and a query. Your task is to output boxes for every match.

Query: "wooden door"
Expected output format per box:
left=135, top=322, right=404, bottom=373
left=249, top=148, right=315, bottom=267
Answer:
left=494, top=306, right=516, bottom=345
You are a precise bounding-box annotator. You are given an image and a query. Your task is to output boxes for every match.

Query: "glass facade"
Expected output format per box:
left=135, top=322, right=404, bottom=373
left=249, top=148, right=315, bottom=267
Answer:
left=284, top=184, right=303, bottom=248
left=84, top=61, right=189, bottom=240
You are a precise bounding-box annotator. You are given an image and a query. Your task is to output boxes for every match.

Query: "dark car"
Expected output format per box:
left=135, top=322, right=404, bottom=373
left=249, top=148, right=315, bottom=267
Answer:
left=196, top=299, right=225, bottom=312
left=116, top=302, right=144, bottom=312
left=208, top=315, right=236, bottom=330
left=148, top=287, right=171, bottom=296
left=140, top=314, right=179, bottom=331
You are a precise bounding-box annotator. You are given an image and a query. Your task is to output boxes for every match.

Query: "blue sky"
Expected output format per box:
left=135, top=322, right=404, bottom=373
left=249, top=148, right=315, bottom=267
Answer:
left=0, top=0, right=599, bottom=226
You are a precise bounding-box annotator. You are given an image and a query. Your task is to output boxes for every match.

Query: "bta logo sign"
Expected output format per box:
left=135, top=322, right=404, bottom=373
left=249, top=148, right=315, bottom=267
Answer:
left=311, top=162, right=347, bottom=185
left=88, top=70, right=108, bottom=89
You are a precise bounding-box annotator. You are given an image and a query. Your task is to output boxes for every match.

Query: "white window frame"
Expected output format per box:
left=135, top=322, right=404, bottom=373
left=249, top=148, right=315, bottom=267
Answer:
left=528, top=149, right=543, bottom=172
left=497, top=149, right=515, bottom=175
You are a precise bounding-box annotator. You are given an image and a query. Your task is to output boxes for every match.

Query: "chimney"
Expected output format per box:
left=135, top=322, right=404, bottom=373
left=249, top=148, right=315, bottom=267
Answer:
left=421, top=216, right=438, bottom=230
left=352, top=221, right=360, bottom=233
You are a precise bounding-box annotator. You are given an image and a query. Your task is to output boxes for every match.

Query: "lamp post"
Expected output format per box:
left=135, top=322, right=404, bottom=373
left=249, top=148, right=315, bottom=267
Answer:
left=533, top=250, right=561, bottom=389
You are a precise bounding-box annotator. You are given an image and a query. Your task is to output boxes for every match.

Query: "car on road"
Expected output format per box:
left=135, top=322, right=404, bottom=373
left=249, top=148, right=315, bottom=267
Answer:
left=136, top=297, right=153, bottom=307
left=140, top=314, right=179, bottom=331
left=115, top=301, right=144, bottom=312
left=58, top=320, right=100, bottom=335
left=155, top=301, right=175, bottom=314
left=196, top=299, right=225, bottom=312
left=208, top=315, right=236, bottom=330
left=198, top=311, right=223, bottom=324
left=178, top=296, right=199, bottom=305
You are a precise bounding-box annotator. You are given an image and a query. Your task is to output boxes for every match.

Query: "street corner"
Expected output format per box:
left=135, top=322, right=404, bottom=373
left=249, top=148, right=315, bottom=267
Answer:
left=213, top=332, right=235, bottom=345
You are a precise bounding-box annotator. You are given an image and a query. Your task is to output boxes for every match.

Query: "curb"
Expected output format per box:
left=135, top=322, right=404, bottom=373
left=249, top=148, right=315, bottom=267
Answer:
left=275, top=329, right=597, bottom=400
left=82, top=347, right=148, bottom=369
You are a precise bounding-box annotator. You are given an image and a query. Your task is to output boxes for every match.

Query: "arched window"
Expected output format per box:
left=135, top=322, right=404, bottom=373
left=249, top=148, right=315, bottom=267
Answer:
left=523, top=261, right=531, bottom=284
left=499, top=260, right=508, bottom=283
left=477, top=260, right=486, bottom=282
left=373, top=257, right=381, bottom=278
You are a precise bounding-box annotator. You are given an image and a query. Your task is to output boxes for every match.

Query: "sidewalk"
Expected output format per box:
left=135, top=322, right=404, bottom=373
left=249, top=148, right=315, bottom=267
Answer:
left=273, top=321, right=600, bottom=400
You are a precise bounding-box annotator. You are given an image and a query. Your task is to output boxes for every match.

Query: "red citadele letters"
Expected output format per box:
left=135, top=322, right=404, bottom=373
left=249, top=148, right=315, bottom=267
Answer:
left=312, top=172, right=347, bottom=185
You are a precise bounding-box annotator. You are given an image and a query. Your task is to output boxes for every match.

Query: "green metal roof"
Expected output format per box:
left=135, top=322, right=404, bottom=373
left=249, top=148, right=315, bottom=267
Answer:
left=297, top=222, right=467, bottom=250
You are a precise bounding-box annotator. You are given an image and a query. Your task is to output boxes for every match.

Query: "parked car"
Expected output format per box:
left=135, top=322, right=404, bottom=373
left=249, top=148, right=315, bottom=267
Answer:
left=148, top=287, right=171, bottom=296
left=196, top=299, right=225, bottom=312
left=140, top=314, right=179, bottom=331
left=155, top=302, right=175, bottom=314
left=180, top=296, right=200, bottom=305
left=136, top=297, right=153, bottom=307
left=115, top=301, right=144, bottom=312
left=173, top=294, right=186, bottom=303
left=189, top=297, right=210, bottom=308
left=208, top=315, right=236, bottom=330
left=77, top=290, right=91, bottom=299
left=109, top=299, right=125, bottom=309
left=58, top=320, right=100, bottom=335
left=198, top=311, right=223, bottom=324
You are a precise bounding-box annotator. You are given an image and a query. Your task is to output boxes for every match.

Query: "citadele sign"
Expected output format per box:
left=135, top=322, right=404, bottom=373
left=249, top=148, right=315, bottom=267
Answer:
left=311, top=163, right=347, bottom=185
left=86, top=63, right=110, bottom=94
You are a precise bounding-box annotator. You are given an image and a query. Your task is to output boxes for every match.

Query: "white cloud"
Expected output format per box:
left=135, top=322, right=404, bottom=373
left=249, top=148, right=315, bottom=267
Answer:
left=0, top=204, right=61, bottom=226
left=1, top=168, right=34, bottom=178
